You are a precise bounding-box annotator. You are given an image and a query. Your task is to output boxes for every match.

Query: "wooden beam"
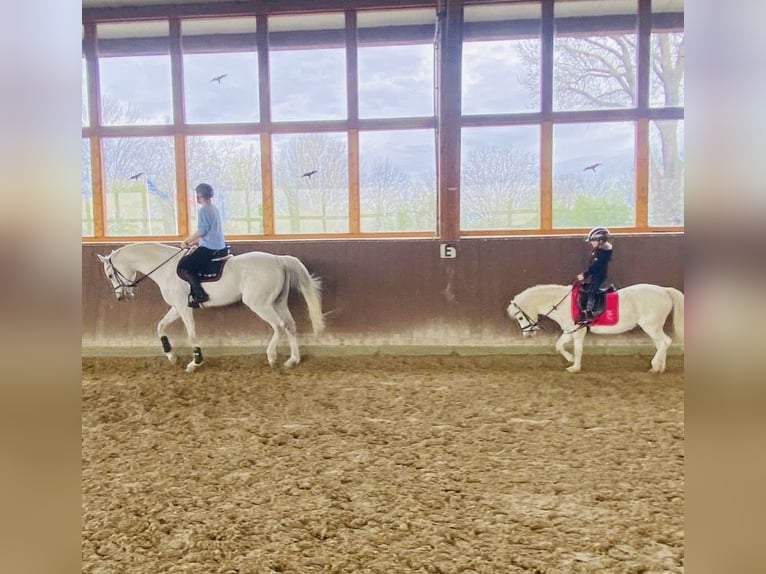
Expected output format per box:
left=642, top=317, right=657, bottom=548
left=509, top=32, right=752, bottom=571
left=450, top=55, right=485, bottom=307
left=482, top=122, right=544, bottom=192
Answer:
left=256, top=16, right=274, bottom=236
left=635, top=118, right=649, bottom=228
left=260, top=133, right=275, bottom=235
left=174, top=134, right=189, bottom=237
left=348, top=129, right=360, bottom=233
left=170, top=19, right=189, bottom=238
left=84, top=23, right=106, bottom=238
left=436, top=0, right=462, bottom=241
left=634, top=0, right=650, bottom=229
left=346, top=11, right=361, bottom=234
left=89, top=136, right=105, bottom=238
left=540, top=121, right=552, bottom=230
left=83, top=1, right=437, bottom=23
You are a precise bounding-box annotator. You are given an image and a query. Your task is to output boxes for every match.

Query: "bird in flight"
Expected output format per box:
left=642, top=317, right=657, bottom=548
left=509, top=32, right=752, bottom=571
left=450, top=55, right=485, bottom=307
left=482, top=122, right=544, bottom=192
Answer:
left=583, top=163, right=602, bottom=172
left=210, top=74, right=228, bottom=84
left=129, top=172, right=144, bottom=180
left=301, top=170, right=318, bottom=179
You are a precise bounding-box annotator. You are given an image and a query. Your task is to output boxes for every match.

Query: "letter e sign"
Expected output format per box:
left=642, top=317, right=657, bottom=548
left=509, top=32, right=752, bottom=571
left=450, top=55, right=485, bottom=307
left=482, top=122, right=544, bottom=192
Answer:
left=440, top=244, right=456, bottom=259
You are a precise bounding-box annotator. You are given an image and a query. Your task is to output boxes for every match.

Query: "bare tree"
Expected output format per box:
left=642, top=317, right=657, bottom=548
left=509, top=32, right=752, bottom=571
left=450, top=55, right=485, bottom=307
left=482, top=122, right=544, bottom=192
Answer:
left=274, top=134, right=348, bottom=233
left=462, top=146, right=538, bottom=229
left=518, top=26, right=684, bottom=225
left=360, top=158, right=410, bottom=231
left=649, top=33, right=684, bottom=224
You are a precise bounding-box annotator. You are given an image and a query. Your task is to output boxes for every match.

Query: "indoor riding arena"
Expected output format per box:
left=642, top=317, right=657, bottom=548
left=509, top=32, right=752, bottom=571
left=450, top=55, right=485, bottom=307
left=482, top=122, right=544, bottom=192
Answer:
left=82, top=1, right=684, bottom=572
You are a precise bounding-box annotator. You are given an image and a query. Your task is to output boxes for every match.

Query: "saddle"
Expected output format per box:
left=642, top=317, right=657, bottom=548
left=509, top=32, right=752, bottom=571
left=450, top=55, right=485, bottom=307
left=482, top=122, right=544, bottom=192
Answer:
left=177, top=245, right=233, bottom=283
left=572, top=283, right=620, bottom=326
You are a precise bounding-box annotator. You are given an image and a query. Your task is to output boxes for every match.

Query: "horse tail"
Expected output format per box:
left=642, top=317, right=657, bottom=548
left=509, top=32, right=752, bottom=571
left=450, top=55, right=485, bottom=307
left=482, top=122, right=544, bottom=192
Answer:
left=665, top=287, right=684, bottom=343
left=280, top=256, right=325, bottom=335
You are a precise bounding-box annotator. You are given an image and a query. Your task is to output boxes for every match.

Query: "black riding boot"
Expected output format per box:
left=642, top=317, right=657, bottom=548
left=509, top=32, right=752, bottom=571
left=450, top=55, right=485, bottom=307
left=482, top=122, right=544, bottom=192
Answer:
left=576, top=294, right=595, bottom=324
left=186, top=275, right=209, bottom=308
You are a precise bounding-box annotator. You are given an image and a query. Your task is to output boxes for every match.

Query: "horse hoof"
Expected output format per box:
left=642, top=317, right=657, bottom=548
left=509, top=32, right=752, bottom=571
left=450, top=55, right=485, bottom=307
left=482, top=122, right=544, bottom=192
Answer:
left=283, top=358, right=300, bottom=368
left=566, top=365, right=581, bottom=373
left=166, top=352, right=178, bottom=365
left=186, top=362, right=202, bottom=373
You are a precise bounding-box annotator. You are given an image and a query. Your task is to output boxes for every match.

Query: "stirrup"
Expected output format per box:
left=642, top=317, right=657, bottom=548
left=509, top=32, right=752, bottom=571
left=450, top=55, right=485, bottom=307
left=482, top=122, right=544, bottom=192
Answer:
left=575, top=311, right=592, bottom=325
left=188, top=293, right=209, bottom=308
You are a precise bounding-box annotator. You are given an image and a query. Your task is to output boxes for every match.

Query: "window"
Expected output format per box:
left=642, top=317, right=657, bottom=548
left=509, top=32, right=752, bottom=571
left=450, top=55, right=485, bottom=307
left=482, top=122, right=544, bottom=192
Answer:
left=553, top=0, right=638, bottom=111
left=462, top=3, right=541, bottom=115
left=269, top=14, right=347, bottom=122
left=182, top=18, right=260, bottom=124
left=553, top=122, right=635, bottom=228
left=358, top=44, right=434, bottom=119
left=359, top=130, right=436, bottom=232
left=650, top=30, right=684, bottom=108
left=82, top=1, right=682, bottom=241
left=651, top=0, right=685, bottom=108
left=649, top=119, right=684, bottom=226
left=102, top=137, right=177, bottom=236
left=272, top=133, right=348, bottom=234
left=187, top=135, right=263, bottom=234
left=82, top=139, right=93, bottom=236
left=357, top=9, right=435, bottom=120
left=82, top=57, right=89, bottom=127
left=97, top=21, right=173, bottom=126
left=461, top=126, right=540, bottom=230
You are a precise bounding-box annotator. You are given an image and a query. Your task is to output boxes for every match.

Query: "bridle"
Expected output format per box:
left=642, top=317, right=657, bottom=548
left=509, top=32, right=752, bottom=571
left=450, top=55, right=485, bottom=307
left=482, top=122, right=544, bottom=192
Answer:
left=508, top=300, right=541, bottom=333
left=105, top=248, right=187, bottom=296
left=509, top=286, right=578, bottom=334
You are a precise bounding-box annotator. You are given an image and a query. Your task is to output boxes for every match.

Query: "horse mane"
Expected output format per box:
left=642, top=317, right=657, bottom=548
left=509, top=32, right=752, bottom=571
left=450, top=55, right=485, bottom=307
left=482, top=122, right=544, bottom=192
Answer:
left=118, top=242, right=180, bottom=256
left=516, top=284, right=570, bottom=299
left=120, top=241, right=178, bottom=250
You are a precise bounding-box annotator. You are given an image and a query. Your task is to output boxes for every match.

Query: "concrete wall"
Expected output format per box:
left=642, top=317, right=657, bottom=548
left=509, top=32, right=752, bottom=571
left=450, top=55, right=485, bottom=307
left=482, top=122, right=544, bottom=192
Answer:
left=82, top=234, right=683, bottom=353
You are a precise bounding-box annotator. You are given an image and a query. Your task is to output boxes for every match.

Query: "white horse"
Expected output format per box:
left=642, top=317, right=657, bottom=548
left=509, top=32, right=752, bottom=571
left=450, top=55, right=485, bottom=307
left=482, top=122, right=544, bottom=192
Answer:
left=98, top=242, right=325, bottom=372
left=507, top=284, right=684, bottom=373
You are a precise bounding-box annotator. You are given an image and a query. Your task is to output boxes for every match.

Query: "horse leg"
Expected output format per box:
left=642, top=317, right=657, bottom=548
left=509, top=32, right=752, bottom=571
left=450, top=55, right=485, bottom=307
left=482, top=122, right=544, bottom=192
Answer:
left=177, top=307, right=204, bottom=373
left=566, top=329, right=587, bottom=373
left=555, top=332, right=574, bottom=363
left=277, top=304, right=301, bottom=368
left=157, top=307, right=181, bottom=364
left=243, top=303, right=285, bottom=367
left=644, top=324, right=672, bottom=374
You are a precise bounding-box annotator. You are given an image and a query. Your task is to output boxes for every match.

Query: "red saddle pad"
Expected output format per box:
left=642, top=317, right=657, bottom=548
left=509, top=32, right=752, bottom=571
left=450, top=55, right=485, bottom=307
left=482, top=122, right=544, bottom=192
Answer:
left=571, top=285, right=620, bottom=326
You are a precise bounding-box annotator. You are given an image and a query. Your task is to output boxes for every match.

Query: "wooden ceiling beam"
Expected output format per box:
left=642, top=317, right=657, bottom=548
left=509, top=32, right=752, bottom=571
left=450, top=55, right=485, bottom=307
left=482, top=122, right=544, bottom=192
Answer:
left=83, top=0, right=436, bottom=23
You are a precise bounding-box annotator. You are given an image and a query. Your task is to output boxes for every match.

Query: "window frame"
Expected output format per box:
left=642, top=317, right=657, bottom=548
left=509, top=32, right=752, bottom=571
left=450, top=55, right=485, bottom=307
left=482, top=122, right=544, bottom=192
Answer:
left=82, top=0, right=683, bottom=243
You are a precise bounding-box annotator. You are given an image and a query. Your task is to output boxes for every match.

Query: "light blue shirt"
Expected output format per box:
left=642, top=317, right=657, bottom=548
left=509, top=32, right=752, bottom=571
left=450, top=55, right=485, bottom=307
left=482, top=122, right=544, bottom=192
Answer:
left=197, top=204, right=226, bottom=250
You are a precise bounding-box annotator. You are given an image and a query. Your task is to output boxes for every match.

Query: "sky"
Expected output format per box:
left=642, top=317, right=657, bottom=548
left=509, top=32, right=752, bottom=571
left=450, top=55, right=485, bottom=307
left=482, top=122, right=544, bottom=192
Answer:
left=86, top=32, right=673, bottom=184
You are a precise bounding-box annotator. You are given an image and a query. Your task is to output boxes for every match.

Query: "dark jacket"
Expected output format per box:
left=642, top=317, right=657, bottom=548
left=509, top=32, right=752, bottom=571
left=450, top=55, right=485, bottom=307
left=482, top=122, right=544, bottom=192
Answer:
left=582, top=246, right=613, bottom=289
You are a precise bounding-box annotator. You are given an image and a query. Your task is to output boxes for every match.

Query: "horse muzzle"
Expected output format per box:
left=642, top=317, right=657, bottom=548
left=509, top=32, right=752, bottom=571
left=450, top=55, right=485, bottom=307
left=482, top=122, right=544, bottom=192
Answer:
left=116, top=289, right=135, bottom=301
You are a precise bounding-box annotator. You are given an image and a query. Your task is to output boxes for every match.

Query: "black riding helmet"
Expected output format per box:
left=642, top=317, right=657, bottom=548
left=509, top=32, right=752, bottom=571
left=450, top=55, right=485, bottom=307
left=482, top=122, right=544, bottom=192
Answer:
left=586, top=227, right=610, bottom=242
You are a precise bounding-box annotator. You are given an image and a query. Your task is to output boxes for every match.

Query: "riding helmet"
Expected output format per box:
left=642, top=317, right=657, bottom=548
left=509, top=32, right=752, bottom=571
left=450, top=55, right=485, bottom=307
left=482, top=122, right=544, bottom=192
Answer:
left=586, top=227, right=610, bottom=242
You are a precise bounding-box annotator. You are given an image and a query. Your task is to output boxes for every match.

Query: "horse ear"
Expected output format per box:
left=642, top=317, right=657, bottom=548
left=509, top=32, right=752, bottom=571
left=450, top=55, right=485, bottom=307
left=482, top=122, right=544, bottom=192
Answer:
left=97, top=254, right=106, bottom=263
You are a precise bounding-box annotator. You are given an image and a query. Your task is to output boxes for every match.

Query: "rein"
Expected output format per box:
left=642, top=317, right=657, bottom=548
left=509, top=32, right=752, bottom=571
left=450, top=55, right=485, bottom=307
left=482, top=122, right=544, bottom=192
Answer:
left=511, top=285, right=577, bottom=333
left=110, top=247, right=187, bottom=290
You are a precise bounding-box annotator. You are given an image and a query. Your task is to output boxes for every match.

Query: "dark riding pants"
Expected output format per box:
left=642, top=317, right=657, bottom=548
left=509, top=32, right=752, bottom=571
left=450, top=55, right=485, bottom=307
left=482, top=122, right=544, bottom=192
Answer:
left=582, top=280, right=604, bottom=314
left=178, top=247, right=215, bottom=297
